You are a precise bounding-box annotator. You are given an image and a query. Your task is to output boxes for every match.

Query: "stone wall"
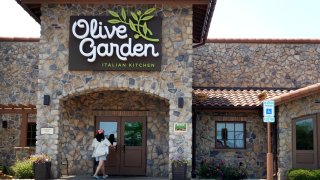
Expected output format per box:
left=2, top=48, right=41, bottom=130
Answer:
left=277, top=92, right=320, bottom=179
left=195, top=112, right=267, bottom=178
left=0, top=114, right=21, bottom=167
left=60, top=90, right=169, bottom=177
left=0, top=41, right=38, bottom=105
left=193, top=42, right=320, bottom=88
left=0, top=113, right=36, bottom=168
left=38, top=4, right=193, bottom=178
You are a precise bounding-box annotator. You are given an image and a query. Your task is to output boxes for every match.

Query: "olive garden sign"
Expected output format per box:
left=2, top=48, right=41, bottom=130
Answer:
left=69, top=8, right=162, bottom=71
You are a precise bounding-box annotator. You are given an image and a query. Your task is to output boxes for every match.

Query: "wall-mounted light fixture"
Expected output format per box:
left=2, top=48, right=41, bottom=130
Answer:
left=2, top=121, right=7, bottom=128
left=44, top=95, right=50, bottom=105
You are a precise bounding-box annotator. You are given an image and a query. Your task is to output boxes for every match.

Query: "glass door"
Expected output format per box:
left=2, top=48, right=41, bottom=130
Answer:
left=293, top=115, right=317, bottom=169
left=96, top=116, right=146, bottom=175
left=96, top=117, right=120, bottom=175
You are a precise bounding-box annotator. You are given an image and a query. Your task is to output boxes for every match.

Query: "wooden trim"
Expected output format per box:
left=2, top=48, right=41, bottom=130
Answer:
left=21, top=0, right=208, bottom=5
left=20, top=113, right=28, bottom=147
left=0, top=109, right=36, bottom=114
left=198, top=109, right=259, bottom=114
left=93, top=110, right=149, bottom=117
left=0, top=37, right=39, bottom=42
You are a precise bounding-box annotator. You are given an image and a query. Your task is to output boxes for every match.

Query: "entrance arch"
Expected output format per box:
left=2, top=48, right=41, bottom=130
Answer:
left=59, top=89, right=170, bottom=177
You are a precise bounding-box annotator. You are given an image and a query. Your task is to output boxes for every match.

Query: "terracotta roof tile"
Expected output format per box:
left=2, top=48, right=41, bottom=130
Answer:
left=193, top=89, right=292, bottom=108
left=269, top=83, right=320, bottom=105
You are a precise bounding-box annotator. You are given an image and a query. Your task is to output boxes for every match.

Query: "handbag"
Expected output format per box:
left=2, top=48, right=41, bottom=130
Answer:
left=94, top=142, right=108, bottom=157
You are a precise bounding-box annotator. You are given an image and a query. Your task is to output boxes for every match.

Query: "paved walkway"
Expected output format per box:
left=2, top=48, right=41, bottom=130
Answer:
left=57, top=175, right=167, bottom=180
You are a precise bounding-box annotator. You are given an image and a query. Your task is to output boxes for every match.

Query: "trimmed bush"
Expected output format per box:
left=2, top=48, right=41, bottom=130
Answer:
left=288, top=169, right=317, bottom=180
left=313, top=169, right=320, bottom=179
left=10, top=160, right=34, bottom=179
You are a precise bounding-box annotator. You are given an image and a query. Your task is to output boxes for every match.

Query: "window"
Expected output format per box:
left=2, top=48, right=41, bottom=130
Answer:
left=216, top=122, right=245, bottom=149
left=27, top=123, right=36, bottom=146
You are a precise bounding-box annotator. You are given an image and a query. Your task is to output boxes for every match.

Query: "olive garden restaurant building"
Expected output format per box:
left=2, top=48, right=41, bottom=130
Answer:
left=1, top=0, right=320, bottom=179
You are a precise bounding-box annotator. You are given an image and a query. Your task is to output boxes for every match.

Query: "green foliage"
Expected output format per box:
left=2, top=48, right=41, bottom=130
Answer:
left=10, top=160, right=34, bottom=179
left=313, top=169, right=320, bottom=179
left=197, top=162, right=219, bottom=179
left=108, top=8, right=159, bottom=42
left=197, top=160, right=248, bottom=180
left=288, top=169, right=318, bottom=180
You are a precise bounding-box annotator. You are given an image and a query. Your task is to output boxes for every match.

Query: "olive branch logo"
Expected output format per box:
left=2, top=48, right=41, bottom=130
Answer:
left=108, top=8, right=159, bottom=42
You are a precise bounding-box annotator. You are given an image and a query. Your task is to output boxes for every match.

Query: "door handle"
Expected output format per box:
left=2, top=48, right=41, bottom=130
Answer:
left=122, top=145, right=126, bottom=152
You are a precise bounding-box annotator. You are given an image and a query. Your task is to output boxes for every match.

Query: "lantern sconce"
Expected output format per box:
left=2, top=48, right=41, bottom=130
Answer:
left=44, top=95, right=50, bottom=105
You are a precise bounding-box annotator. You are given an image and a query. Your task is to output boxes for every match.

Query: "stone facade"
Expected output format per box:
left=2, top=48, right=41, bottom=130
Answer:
left=60, top=90, right=169, bottom=177
left=0, top=114, right=21, bottom=167
left=37, top=4, right=193, bottom=178
left=0, top=41, right=38, bottom=168
left=0, top=113, right=36, bottom=168
left=195, top=112, right=267, bottom=178
left=0, top=41, right=38, bottom=105
left=193, top=42, right=320, bottom=88
left=277, top=92, right=320, bottom=179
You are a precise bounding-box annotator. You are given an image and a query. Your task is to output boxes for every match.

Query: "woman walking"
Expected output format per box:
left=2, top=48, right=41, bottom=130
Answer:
left=91, top=129, right=113, bottom=179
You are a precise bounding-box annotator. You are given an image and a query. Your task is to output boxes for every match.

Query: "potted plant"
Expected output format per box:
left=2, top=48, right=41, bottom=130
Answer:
left=171, top=155, right=188, bottom=180
left=30, top=154, right=51, bottom=180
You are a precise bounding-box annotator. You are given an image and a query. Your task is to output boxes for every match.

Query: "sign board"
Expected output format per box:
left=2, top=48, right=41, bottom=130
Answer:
left=174, top=123, right=187, bottom=132
left=41, top=128, right=54, bottom=135
left=263, top=100, right=275, bottom=123
left=69, top=8, right=162, bottom=71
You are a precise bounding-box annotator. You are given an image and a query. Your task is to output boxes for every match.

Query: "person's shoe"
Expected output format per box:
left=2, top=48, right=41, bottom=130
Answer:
left=92, top=175, right=100, bottom=179
left=102, top=175, right=109, bottom=178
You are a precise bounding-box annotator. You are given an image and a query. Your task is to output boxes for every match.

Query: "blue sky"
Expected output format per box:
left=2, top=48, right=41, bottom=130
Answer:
left=1, top=0, right=320, bottom=39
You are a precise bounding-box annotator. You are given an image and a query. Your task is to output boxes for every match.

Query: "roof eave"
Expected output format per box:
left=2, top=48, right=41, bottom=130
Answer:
left=16, top=0, right=40, bottom=24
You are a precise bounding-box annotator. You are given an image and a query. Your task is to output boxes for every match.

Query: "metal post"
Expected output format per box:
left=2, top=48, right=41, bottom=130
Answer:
left=267, top=123, right=273, bottom=180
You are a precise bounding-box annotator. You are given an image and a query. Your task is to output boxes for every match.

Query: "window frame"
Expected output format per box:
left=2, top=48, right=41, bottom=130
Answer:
left=26, top=122, right=37, bottom=147
left=215, top=121, right=246, bottom=149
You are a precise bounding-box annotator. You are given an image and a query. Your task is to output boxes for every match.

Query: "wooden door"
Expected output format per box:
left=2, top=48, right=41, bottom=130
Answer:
left=96, top=116, right=146, bottom=175
left=120, top=117, right=146, bottom=175
left=292, top=115, right=317, bottom=169
left=96, top=117, right=121, bottom=174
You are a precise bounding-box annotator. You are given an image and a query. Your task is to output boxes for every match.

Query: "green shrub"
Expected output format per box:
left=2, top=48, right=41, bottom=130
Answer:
left=288, top=169, right=316, bottom=180
left=197, top=162, right=219, bottom=179
left=197, top=160, right=247, bottom=180
left=10, top=160, right=34, bottom=179
left=313, top=169, right=320, bottom=179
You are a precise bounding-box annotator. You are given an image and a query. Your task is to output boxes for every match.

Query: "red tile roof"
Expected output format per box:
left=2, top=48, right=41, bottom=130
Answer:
left=193, top=88, right=292, bottom=108
left=269, top=83, right=320, bottom=106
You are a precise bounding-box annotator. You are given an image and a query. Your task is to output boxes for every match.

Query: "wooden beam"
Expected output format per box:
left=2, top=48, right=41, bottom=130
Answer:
left=0, top=109, right=36, bottom=114
left=20, top=113, right=28, bottom=147
left=21, top=0, right=209, bottom=5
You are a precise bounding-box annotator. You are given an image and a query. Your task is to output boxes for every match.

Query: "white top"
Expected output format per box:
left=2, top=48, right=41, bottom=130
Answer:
left=91, top=138, right=111, bottom=157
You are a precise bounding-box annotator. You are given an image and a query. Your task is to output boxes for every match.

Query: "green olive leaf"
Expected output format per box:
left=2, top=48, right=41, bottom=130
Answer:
left=137, top=10, right=142, bottom=16
left=141, top=15, right=153, bottom=21
left=131, top=12, right=138, bottom=22
left=121, top=8, right=126, bottom=21
left=108, top=19, right=121, bottom=24
left=134, top=34, right=140, bottom=39
left=147, top=28, right=153, bottom=36
left=129, top=19, right=136, bottom=31
left=144, top=8, right=156, bottom=15
left=108, top=10, right=119, bottom=18
left=143, top=22, right=148, bottom=35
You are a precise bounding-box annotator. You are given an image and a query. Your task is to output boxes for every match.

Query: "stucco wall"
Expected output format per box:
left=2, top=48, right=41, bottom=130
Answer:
left=195, top=112, right=267, bottom=178
left=277, top=92, right=320, bottom=179
left=0, top=41, right=38, bottom=105
left=37, top=4, right=193, bottom=178
left=193, top=42, right=320, bottom=88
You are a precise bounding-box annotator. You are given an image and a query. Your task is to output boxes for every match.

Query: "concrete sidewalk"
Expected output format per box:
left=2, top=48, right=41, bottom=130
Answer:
left=57, top=175, right=167, bottom=180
